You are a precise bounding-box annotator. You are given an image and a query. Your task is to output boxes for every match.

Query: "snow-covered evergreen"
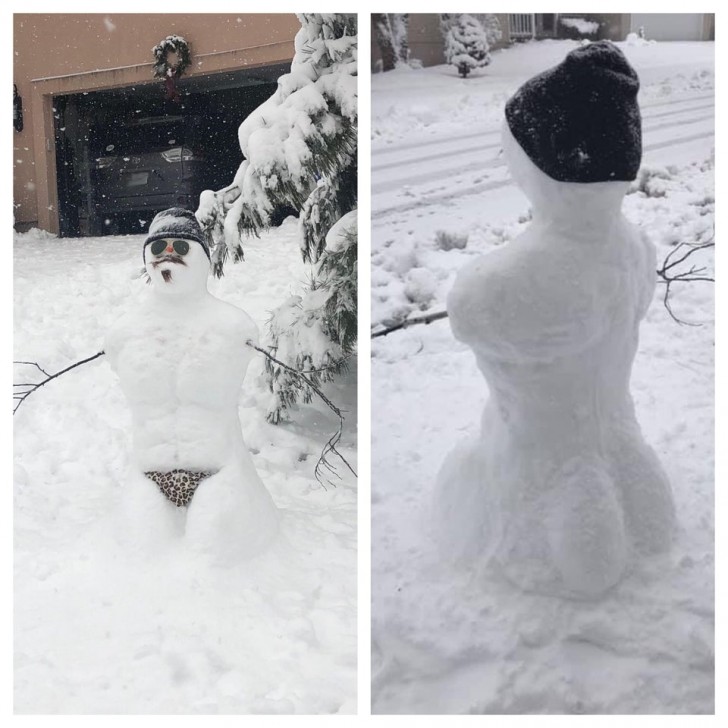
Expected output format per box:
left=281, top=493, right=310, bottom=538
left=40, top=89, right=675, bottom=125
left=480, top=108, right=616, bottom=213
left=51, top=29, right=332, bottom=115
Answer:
left=197, top=14, right=357, bottom=423
left=443, top=14, right=491, bottom=78
left=265, top=211, right=357, bottom=424
left=372, top=14, right=409, bottom=72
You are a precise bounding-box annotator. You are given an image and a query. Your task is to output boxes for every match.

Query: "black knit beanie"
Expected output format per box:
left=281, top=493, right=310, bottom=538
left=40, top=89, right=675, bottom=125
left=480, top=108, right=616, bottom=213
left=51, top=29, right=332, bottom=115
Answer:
left=505, top=41, right=642, bottom=183
left=143, top=208, right=210, bottom=262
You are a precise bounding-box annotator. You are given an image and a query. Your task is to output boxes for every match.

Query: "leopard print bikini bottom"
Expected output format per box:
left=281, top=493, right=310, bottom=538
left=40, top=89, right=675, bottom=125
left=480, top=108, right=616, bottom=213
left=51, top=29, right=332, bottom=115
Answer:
left=145, top=469, right=215, bottom=507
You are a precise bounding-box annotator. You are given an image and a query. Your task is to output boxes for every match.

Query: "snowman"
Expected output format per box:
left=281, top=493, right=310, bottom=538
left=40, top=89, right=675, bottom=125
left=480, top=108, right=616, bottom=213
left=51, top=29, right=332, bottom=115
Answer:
left=434, top=42, right=676, bottom=598
left=105, top=208, right=279, bottom=560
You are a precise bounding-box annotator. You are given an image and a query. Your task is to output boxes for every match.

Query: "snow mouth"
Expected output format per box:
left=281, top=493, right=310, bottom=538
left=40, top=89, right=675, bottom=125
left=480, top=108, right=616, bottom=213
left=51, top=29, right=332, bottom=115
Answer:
left=161, top=270, right=173, bottom=283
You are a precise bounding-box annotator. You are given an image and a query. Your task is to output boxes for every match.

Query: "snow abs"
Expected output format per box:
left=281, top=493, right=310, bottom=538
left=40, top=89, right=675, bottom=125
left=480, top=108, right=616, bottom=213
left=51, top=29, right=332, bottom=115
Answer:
left=145, top=469, right=215, bottom=507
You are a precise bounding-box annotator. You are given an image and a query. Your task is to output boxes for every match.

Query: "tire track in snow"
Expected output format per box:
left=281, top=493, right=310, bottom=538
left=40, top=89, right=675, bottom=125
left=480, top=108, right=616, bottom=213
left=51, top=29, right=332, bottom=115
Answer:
left=371, top=92, right=714, bottom=160
left=372, top=113, right=713, bottom=197
left=372, top=130, right=715, bottom=221
left=372, top=102, right=714, bottom=175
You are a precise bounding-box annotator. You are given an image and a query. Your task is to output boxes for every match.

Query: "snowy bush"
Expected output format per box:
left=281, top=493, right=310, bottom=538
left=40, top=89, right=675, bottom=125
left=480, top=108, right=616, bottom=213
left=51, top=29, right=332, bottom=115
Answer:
left=443, top=14, right=490, bottom=78
left=560, top=17, right=600, bottom=38
left=635, top=166, right=673, bottom=198
left=625, top=31, right=657, bottom=47
left=435, top=229, right=468, bottom=251
left=196, top=14, right=357, bottom=423
left=484, top=15, right=502, bottom=47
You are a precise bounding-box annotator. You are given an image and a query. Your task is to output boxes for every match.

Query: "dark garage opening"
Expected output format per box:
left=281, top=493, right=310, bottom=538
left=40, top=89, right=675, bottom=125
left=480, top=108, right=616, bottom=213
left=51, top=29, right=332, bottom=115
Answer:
left=53, top=64, right=286, bottom=237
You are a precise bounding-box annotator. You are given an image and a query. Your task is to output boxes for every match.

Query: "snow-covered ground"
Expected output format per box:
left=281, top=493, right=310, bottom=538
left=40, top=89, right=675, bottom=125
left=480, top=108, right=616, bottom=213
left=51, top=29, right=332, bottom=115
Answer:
left=14, top=218, right=357, bottom=714
left=372, top=40, right=714, bottom=714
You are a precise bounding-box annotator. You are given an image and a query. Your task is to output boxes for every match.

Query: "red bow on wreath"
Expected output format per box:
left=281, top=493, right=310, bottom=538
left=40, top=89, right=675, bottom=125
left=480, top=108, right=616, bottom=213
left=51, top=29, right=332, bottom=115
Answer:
left=164, top=75, right=182, bottom=103
left=152, top=35, right=191, bottom=104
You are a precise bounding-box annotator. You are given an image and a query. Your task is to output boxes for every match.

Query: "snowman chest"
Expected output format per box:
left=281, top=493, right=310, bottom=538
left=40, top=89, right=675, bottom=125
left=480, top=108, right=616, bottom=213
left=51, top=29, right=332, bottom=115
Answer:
left=115, top=315, right=248, bottom=408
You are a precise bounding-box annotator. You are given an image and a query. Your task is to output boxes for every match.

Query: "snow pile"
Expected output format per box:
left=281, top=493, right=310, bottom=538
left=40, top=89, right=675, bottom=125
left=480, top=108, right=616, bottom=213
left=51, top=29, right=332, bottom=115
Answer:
left=560, top=17, right=599, bottom=35
left=372, top=40, right=713, bottom=713
left=625, top=31, right=657, bottom=47
left=14, top=219, right=357, bottom=714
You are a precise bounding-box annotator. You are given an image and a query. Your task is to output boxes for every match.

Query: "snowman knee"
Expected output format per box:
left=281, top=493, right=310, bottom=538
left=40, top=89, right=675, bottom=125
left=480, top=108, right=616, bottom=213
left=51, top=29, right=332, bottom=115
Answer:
left=184, top=469, right=279, bottom=561
left=119, top=470, right=184, bottom=549
left=546, top=457, right=627, bottom=597
left=433, top=442, right=497, bottom=561
left=611, top=438, right=676, bottom=554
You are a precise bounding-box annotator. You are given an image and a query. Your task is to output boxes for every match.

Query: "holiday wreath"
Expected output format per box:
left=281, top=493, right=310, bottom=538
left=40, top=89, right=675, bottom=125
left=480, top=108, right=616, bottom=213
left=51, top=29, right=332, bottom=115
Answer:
left=152, top=35, right=191, bottom=79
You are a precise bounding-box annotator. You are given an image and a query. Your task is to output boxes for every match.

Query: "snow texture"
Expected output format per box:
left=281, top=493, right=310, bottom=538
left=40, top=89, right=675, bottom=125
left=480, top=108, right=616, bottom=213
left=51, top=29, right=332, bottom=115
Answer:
left=14, top=219, right=357, bottom=714
left=434, top=121, right=676, bottom=598
left=372, top=39, right=713, bottom=714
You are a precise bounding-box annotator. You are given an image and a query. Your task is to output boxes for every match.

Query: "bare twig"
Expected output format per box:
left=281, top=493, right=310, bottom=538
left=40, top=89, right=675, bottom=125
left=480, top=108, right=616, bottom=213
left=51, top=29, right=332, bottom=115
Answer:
left=246, top=340, right=357, bottom=487
left=372, top=309, right=449, bottom=338
left=656, top=235, right=715, bottom=326
left=13, top=351, right=106, bottom=414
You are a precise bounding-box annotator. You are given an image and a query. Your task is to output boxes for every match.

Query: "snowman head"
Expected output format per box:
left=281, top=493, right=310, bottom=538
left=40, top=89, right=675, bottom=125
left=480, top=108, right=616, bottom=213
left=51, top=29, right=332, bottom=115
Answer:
left=502, top=41, right=640, bottom=221
left=143, top=208, right=211, bottom=296
left=504, top=41, right=641, bottom=183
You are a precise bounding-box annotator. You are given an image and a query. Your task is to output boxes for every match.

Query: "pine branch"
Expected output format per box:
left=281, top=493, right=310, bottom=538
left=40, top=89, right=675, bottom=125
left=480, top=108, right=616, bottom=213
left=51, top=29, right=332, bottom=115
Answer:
left=246, top=340, right=357, bottom=487
left=13, top=351, right=106, bottom=414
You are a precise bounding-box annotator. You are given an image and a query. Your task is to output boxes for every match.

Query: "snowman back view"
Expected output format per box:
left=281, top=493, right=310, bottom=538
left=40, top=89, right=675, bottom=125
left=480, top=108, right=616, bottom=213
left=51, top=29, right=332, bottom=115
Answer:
left=105, top=208, right=279, bottom=561
left=434, top=42, right=675, bottom=598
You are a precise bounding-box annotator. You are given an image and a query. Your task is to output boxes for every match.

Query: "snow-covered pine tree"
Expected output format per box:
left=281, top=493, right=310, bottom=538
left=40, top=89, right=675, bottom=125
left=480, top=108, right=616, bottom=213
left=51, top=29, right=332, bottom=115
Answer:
left=392, top=14, right=410, bottom=66
left=196, top=13, right=357, bottom=424
left=443, top=14, right=491, bottom=78
left=372, top=14, right=409, bottom=72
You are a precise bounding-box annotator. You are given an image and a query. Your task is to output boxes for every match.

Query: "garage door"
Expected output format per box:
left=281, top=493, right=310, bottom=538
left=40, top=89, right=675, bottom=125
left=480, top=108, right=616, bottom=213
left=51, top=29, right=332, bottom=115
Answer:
left=53, top=65, right=285, bottom=237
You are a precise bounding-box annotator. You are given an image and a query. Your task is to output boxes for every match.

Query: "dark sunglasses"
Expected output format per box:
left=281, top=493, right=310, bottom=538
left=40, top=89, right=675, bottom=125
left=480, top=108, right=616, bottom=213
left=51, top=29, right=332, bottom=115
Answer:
left=149, top=239, right=190, bottom=256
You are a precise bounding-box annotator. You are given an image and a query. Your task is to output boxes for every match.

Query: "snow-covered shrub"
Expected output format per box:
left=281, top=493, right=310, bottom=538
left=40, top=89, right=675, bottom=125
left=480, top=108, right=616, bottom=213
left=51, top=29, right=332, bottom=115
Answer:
left=444, top=14, right=490, bottom=78
left=471, top=14, right=502, bottom=47
left=625, top=31, right=657, bottom=47
left=482, top=14, right=502, bottom=47
left=435, top=229, right=468, bottom=251
left=635, top=166, right=673, bottom=198
left=559, top=17, right=600, bottom=39
left=196, top=14, right=357, bottom=423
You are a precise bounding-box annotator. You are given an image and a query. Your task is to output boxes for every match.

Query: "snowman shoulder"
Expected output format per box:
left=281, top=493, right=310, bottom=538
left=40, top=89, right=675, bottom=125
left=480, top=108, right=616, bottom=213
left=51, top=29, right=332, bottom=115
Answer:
left=622, top=222, right=658, bottom=318
left=448, top=243, right=616, bottom=361
left=103, top=307, right=143, bottom=367
left=209, top=298, right=260, bottom=346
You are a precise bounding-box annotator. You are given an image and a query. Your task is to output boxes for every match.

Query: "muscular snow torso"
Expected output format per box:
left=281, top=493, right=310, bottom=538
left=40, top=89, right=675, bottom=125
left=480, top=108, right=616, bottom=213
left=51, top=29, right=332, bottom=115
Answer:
left=105, top=293, right=258, bottom=472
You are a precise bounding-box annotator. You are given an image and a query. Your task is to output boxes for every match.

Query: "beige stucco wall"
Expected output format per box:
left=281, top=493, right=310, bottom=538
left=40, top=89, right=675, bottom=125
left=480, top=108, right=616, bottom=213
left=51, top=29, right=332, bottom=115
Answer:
left=13, top=13, right=299, bottom=233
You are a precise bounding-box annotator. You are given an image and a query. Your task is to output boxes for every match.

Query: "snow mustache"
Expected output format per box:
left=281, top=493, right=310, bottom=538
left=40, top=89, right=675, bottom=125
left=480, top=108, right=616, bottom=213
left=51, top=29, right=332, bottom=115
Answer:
left=152, top=256, right=187, bottom=267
